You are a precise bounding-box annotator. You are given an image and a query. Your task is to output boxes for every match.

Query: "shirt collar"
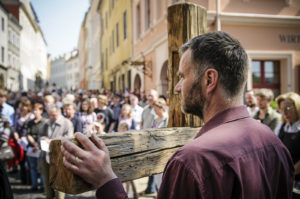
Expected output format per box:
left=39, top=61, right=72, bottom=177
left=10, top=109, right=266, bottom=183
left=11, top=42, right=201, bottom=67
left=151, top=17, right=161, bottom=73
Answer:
left=196, top=105, right=250, bottom=138
left=284, top=120, right=300, bottom=133
left=53, top=115, right=64, bottom=126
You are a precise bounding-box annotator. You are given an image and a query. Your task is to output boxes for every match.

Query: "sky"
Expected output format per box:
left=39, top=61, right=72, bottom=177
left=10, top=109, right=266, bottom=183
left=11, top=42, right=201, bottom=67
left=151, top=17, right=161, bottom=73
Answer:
left=31, top=0, right=90, bottom=59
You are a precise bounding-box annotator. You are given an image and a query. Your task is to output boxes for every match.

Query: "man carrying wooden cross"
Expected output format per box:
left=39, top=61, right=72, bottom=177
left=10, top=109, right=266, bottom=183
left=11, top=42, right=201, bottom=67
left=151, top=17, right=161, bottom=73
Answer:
left=61, top=32, right=294, bottom=198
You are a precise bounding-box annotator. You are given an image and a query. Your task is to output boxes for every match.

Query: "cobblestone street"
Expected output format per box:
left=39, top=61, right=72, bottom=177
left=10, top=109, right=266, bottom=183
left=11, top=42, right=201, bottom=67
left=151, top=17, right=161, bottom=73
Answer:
left=8, top=171, right=156, bottom=199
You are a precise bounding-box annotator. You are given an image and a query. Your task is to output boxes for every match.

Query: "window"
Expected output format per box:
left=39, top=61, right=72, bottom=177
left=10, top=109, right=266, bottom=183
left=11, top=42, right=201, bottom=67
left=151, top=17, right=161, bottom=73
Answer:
left=101, top=52, right=104, bottom=72
left=116, top=23, right=119, bottom=47
left=105, top=12, right=108, bottom=28
left=136, top=4, right=141, bottom=38
left=8, top=54, right=11, bottom=65
left=145, top=0, right=151, bottom=30
left=112, top=30, right=115, bottom=52
left=105, top=48, right=108, bottom=69
left=123, top=11, right=127, bottom=40
left=1, top=17, right=4, bottom=31
left=1, top=47, right=4, bottom=63
left=8, top=30, right=11, bottom=42
left=252, top=60, right=280, bottom=96
left=127, top=70, right=131, bottom=91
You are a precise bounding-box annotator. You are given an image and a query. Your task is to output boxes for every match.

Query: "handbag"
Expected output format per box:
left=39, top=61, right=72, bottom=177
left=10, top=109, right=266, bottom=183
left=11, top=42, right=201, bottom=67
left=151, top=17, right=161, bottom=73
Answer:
left=0, top=146, right=14, bottom=160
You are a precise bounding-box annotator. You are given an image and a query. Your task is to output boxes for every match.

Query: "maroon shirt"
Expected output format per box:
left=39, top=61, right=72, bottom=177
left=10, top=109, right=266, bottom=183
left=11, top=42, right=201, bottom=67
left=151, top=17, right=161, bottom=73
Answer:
left=96, top=106, right=294, bottom=199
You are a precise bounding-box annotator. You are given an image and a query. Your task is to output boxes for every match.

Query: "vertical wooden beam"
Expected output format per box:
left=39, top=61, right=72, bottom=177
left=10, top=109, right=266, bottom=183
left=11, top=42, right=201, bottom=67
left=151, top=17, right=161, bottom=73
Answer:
left=167, top=3, right=207, bottom=128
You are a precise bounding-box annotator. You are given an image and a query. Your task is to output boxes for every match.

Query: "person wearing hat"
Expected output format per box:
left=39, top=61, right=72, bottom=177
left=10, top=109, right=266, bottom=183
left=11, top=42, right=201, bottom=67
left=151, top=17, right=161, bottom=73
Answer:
left=94, top=95, right=115, bottom=133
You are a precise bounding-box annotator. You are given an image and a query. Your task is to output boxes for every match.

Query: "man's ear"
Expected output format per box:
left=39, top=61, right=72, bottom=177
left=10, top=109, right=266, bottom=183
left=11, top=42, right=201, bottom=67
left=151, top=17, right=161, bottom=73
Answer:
left=204, top=69, right=218, bottom=95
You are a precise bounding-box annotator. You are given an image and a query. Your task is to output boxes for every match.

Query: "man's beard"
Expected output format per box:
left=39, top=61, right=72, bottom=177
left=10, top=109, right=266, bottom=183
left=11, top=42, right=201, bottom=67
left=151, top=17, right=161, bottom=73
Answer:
left=181, top=80, right=205, bottom=119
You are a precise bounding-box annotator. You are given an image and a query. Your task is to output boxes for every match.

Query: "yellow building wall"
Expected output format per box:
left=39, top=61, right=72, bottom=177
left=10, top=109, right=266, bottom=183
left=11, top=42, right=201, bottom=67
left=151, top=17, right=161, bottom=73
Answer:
left=99, top=0, right=132, bottom=91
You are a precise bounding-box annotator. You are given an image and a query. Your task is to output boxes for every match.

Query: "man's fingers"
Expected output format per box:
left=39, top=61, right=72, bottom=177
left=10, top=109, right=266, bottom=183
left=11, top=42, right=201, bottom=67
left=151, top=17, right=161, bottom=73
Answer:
left=63, top=156, right=82, bottom=174
left=61, top=145, right=83, bottom=165
left=61, top=139, right=86, bottom=159
left=74, top=132, right=98, bottom=151
left=91, top=133, right=109, bottom=153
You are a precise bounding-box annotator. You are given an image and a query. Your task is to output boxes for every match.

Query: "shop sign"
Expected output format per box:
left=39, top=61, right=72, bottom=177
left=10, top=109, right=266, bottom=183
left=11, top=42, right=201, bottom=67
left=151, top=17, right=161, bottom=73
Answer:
left=279, top=34, right=300, bottom=43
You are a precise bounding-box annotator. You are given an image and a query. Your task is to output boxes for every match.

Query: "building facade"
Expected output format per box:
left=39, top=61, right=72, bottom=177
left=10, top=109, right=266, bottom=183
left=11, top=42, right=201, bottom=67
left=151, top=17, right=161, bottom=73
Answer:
left=65, top=49, right=80, bottom=90
left=7, top=12, right=21, bottom=91
left=49, top=55, right=67, bottom=89
left=0, top=3, right=8, bottom=89
left=84, top=0, right=102, bottom=90
left=98, top=0, right=134, bottom=93
left=131, top=0, right=180, bottom=96
left=2, top=0, right=48, bottom=91
left=78, top=12, right=88, bottom=89
left=130, top=0, right=300, bottom=96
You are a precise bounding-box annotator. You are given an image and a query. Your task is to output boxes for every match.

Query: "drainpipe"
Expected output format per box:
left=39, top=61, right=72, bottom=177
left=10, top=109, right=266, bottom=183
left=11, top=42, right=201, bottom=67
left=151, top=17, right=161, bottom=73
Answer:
left=216, top=0, right=221, bottom=31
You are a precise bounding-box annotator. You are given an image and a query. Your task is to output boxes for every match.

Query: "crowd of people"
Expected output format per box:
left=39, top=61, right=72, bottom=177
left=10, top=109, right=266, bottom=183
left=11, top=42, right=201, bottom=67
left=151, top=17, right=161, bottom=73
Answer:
left=0, top=88, right=169, bottom=198
left=0, top=85, right=299, bottom=199
left=0, top=32, right=299, bottom=199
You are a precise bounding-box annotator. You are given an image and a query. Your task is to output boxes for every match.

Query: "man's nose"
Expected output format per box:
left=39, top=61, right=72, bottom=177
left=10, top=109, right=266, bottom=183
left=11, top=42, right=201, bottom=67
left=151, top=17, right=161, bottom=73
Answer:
left=174, top=81, right=181, bottom=93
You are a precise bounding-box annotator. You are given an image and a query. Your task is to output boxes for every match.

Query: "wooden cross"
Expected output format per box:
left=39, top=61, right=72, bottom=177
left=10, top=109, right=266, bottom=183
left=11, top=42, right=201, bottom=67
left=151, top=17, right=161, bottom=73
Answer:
left=49, top=3, right=206, bottom=195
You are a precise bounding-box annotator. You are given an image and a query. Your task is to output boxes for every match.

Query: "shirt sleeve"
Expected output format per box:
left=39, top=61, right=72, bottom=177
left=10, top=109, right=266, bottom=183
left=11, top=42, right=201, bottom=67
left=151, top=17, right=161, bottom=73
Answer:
left=158, top=158, right=202, bottom=199
left=96, top=178, right=128, bottom=199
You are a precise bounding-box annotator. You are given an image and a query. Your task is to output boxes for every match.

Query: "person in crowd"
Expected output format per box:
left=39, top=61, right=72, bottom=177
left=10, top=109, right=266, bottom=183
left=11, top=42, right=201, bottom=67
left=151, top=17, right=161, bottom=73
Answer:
left=90, top=97, right=98, bottom=112
left=109, top=93, right=123, bottom=121
left=0, top=162, right=13, bottom=199
left=40, top=104, right=74, bottom=199
left=244, top=90, right=259, bottom=116
left=64, top=101, right=83, bottom=133
left=140, top=89, right=158, bottom=194
left=253, top=88, right=281, bottom=131
left=43, top=95, right=55, bottom=118
left=114, top=104, right=136, bottom=132
left=14, top=99, right=34, bottom=185
left=0, top=89, right=15, bottom=126
left=274, top=93, right=288, bottom=136
left=151, top=98, right=169, bottom=191
left=80, top=99, right=97, bottom=133
left=152, top=98, right=169, bottom=129
left=94, top=95, right=115, bottom=133
left=130, top=95, right=143, bottom=130
left=26, top=103, right=46, bottom=191
left=0, top=105, right=12, bottom=169
left=116, top=122, right=136, bottom=196
left=277, top=92, right=300, bottom=198
left=61, top=31, right=294, bottom=199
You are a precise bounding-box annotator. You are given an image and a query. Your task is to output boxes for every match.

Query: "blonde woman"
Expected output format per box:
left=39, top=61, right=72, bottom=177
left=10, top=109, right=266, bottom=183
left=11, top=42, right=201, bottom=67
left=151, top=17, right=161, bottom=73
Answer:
left=277, top=92, right=300, bottom=198
left=114, top=104, right=136, bottom=132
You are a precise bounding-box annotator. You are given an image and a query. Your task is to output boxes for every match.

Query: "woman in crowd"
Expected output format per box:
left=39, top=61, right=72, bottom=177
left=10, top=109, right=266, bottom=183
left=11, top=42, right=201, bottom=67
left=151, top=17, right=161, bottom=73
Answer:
left=14, top=99, right=34, bottom=185
left=151, top=98, right=169, bottom=192
left=79, top=99, right=97, bottom=133
left=274, top=93, right=288, bottom=136
left=278, top=92, right=300, bottom=198
left=26, top=103, right=46, bottom=191
left=114, top=104, right=136, bottom=132
left=152, top=98, right=169, bottom=129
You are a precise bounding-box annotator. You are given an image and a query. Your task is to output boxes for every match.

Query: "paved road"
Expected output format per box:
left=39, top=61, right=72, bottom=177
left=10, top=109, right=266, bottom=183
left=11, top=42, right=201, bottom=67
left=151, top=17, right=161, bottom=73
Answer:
left=8, top=171, right=156, bottom=199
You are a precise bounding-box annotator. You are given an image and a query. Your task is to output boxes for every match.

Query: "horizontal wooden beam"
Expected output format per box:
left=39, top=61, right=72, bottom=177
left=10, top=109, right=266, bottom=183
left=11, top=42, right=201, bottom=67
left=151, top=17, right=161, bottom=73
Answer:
left=49, top=127, right=199, bottom=194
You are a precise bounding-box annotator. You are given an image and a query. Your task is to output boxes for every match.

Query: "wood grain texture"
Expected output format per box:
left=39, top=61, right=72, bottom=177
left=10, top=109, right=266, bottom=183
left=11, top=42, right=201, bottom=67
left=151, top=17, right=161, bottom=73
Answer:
left=167, top=3, right=206, bottom=128
left=49, top=127, right=200, bottom=194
